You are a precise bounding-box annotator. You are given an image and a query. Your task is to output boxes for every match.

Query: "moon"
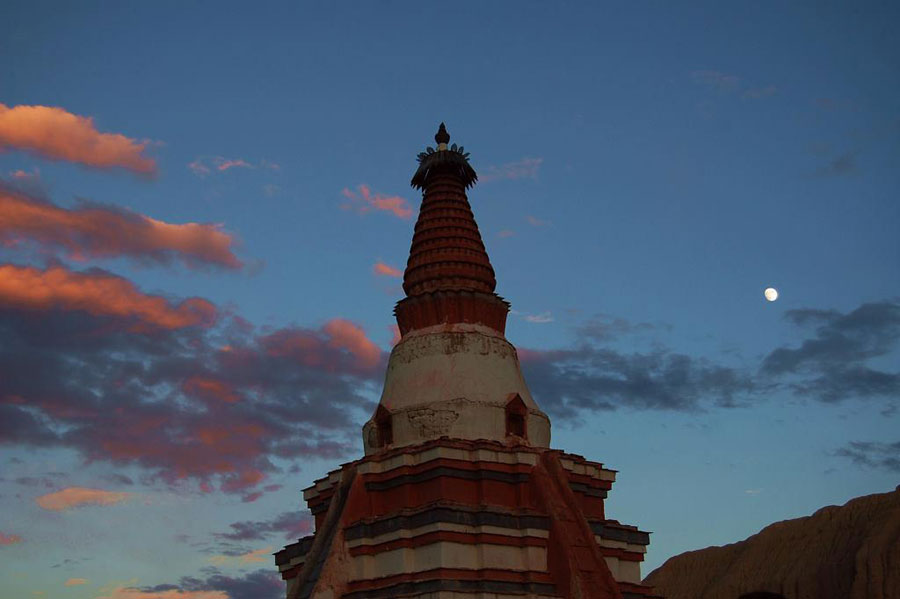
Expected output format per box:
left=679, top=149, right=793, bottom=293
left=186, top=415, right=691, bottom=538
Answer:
left=764, top=287, right=779, bottom=302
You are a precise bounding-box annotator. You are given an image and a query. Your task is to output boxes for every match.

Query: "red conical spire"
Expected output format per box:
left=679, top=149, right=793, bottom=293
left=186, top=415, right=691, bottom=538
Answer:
left=394, top=124, right=509, bottom=337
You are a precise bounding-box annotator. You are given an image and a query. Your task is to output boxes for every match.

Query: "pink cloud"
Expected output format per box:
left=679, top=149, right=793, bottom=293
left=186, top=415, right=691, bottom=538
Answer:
left=188, top=157, right=256, bottom=177
left=0, top=532, right=23, bottom=545
left=183, top=377, right=242, bottom=404
left=187, top=160, right=211, bottom=176
left=261, top=318, right=382, bottom=374
left=373, top=261, right=402, bottom=278
left=0, top=187, right=243, bottom=269
left=526, top=215, right=550, bottom=227
left=219, top=469, right=266, bottom=494
left=480, top=157, right=543, bottom=183
left=64, top=578, right=88, bottom=586
left=0, top=264, right=217, bottom=329
left=341, top=184, right=413, bottom=219
left=497, top=229, right=515, bottom=238
left=216, top=159, right=252, bottom=172
left=0, top=103, right=156, bottom=174
left=241, top=546, right=273, bottom=563
left=515, top=347, right=544, bottom=363
left=35, top=487, right=131, bottom=511
left=8, top=167, right=39, bottom=181
left=208, top=545, right=273, bottom=566
left=241, top=491, right=263, bottom=503
left=322, top=319, right=382, bottom=370
left=0, top=265, right=381, bottom=495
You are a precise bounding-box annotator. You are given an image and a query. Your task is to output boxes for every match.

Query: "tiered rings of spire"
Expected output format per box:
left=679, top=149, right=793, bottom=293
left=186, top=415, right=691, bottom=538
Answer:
left=395, top=123, right=510, bottom=336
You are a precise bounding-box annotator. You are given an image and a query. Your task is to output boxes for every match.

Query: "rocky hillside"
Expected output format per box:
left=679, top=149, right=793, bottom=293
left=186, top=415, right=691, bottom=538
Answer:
left=643, top=487, right=900, bottom=599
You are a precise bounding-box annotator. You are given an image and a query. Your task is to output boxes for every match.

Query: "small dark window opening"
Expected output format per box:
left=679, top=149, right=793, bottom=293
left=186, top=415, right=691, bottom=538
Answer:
left=505, top=394, right=528, bottom=439
left=375, top=405, right=393, bottom=448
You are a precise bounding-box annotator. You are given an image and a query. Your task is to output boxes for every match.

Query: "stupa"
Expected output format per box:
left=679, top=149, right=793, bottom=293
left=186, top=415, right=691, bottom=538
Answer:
left=275, top=124, right=661, bottom=599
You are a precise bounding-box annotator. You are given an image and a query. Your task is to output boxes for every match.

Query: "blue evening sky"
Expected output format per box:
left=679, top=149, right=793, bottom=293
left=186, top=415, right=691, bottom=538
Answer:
left=1, top=3, right=898, bottom=599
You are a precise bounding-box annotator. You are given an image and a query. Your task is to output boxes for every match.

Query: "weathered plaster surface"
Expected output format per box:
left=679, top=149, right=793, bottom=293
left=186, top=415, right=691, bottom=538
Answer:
left=362, top=327, right=551, bottom=453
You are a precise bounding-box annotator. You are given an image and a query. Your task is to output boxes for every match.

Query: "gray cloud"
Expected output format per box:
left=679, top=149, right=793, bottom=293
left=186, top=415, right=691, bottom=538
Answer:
left=143, top=569, right=283, bottom=599
left=521, top=300, right=900, bottom=420
left=691, top=70, right=776, bottom=99
left=691, top=70, right=741, bottom=93
left=833, top=440, right=900, bottom=473
left=576, top=314, right=664, bottom=342
left=216, top=511, right=313, bottom=542
left=814, top=151, right=859, bottom=177
left=520, top=345, right=754, bottom=419
left=761, top=301, right=900, bottom=403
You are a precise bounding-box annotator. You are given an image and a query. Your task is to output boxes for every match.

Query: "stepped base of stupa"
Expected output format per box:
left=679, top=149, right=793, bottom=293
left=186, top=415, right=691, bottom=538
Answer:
left=276, top=438, right=661, bottom=599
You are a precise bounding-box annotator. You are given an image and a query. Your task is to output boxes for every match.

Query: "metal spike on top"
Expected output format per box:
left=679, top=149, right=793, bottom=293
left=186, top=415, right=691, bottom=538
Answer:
left=411, top=123, right=478, bottom=189
left=435, top=122, right=450, bottom=145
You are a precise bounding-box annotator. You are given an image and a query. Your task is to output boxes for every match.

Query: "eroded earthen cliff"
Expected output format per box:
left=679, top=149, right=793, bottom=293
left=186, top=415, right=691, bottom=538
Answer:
left=643, top=487, right=900, bottom=599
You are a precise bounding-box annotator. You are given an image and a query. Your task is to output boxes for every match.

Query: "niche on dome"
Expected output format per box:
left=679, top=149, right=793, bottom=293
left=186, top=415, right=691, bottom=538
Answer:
left=505, top=394, right=528, bottom=439
left=739, top=593, right=786, bottom=599
left=374, top=405, right=393, bottom=448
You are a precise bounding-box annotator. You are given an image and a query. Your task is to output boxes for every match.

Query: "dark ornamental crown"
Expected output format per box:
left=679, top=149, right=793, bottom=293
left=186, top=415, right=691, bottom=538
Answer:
left=411, top=122, right=478, bottom=189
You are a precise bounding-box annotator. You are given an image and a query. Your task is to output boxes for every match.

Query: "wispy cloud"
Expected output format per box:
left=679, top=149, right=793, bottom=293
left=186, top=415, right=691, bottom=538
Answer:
left=372, top=261, right=402, bottom=278
left=691, top=70, right=777, bottom=99
left=742, top=85, right=777, bottom=99
left=480, top=157, right=543, bottom=183
left=65, top=578, right=88, bottom=586
left=188, top=160, right=211, bottom=177
left=524, top=311, right=554, bottom=324
left=526, top=215, right=550, bottom=227
left=341, top=184, right=413, bottom=219
left=0, top=103, right=156, bottom=174
left=496, top=229, right=515, bottom=238
left=215, top=511, right=313, bottom=543
left=577, top=314, right=661, bottom=341
left=814, top=98, right=857, bottom=112
left=691, top=70, right=741, bottom=93
left=35, top=487, right=131, bottom=511
left=8, top=167, right=40, bottom=182
left=118, top=569, right=282, bottom=599
left=813, top=151, right=858, bottom=177
left=209, top=546, right=273, bottom=565
left=0, top=185, right=243, bottom=269
left=99, top=588, right=227, bottom=599
left=216, top=159, right=252, bottom=172
left=188, top=157, right=277, bottom=177
left=0, top=532, right=23, bottom=545
left=833, top=440, right=900, bottom=473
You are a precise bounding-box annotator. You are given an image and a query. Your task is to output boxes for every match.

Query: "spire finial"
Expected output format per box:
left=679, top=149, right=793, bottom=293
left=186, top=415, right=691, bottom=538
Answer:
left=435, top=122, right=450, bottom=145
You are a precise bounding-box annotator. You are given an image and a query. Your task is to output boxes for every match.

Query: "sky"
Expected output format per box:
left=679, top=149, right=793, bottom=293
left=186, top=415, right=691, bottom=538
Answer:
left=1, top=2, right=898, bottom=598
